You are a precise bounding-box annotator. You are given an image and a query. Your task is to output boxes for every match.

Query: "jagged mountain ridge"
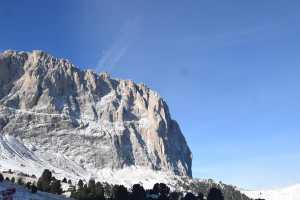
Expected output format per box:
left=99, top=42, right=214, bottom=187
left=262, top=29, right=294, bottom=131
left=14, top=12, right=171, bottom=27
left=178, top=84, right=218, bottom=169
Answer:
left=0, top=50, right=192, bottom=179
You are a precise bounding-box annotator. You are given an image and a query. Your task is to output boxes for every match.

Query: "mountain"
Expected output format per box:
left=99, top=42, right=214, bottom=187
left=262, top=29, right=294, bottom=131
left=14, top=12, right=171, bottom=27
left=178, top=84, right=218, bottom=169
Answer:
left=242, top=184, right=300, bottom=200
left=0, top=50, right=192, bottom=184
left=0, top=50, right=261, bottom=200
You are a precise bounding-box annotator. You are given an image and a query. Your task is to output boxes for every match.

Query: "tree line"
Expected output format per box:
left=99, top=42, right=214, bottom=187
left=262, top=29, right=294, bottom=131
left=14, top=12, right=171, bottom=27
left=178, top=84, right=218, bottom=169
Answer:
left=0, top=170, right=265, bottom=200
left=70, top=180, right=225, bottom=200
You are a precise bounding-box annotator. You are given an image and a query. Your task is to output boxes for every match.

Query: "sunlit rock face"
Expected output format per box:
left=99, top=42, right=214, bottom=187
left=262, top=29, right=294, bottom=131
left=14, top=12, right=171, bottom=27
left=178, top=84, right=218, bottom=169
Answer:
left=0, top=50, right=192, bottom=177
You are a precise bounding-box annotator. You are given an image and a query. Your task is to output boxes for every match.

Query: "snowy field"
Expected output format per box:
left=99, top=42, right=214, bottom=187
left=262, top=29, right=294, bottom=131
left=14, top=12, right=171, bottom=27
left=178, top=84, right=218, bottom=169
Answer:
left=0, top=181, right=71, bottom=200
left=242, top=184, right=300, bottom=200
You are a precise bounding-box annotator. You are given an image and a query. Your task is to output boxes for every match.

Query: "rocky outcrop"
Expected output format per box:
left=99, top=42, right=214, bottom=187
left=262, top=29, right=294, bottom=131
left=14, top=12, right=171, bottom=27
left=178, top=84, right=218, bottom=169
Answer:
left=0, top=50, right=192, bottom=177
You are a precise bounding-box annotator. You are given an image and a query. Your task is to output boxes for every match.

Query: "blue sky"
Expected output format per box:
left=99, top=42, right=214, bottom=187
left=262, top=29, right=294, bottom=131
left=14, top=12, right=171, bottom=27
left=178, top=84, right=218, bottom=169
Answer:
left=1, top=0, right=300, bottom=189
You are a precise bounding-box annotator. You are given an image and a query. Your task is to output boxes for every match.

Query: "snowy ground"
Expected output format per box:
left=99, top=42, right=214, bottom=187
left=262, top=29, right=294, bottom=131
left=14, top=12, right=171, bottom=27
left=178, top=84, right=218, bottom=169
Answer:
left=241, top=184, right=300, bottom=200
left=90, top=167, right=179, bottom=189
left=0, top=181, right=72, bottom=200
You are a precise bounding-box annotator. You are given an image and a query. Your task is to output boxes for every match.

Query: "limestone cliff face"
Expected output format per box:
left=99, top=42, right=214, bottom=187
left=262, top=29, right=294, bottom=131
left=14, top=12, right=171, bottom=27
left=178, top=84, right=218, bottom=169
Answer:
left=0, top=50, right=192, bottom=177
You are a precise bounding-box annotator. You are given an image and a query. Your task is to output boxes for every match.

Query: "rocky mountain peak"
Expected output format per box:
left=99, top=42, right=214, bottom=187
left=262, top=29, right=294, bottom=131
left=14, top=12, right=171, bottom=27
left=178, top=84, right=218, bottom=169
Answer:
left=0, top=50, right=192, bottom=179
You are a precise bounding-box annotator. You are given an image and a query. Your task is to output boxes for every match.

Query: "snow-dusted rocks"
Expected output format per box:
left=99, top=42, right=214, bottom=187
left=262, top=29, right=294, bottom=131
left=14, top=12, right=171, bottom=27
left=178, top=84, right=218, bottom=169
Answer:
left=0, top=50, right=192, bottom=182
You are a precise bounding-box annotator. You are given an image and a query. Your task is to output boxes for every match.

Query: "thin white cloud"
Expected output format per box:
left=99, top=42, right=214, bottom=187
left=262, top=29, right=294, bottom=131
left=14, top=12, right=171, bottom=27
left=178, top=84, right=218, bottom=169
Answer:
left=97, top=17, right=141, bottom=72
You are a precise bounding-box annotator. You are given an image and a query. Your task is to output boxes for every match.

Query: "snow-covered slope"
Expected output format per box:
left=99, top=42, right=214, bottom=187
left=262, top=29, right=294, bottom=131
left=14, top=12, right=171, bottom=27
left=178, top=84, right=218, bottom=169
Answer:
left=0, top=134, right=87, bottom=181
left=242, top=184, right=300, bottom=200
left=0, top=181, right=71, bottom=200
left=0, top=134, right=181, bottom=189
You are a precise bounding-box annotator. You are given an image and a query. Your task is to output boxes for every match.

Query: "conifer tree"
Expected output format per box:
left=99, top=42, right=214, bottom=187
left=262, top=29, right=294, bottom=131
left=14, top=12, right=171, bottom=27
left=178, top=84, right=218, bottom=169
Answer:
left=95, top=181, right=105, bottom=200
left=31, top=183, right=38, bottom=193
left=26, top=182, right=32, bottom=190
left=78, top=179, right=84, bottom=189
left=37, top=169, right=52, bottom=192
left=112, top=185, right=129, bottom=200
left=131, top=184, right=146, bottom=200
left=10, top=177, right=15, bottom=183
left=0, top=173, right=3, bottom=182
left=50, top=179, right=63, bottom=194
left=170, top=191, right=182, bottom=200
left=207, top=187, right=224, bottom=200
left=197, top=192, right=204, bottom=200
left=17, top=177, right=24, bottom=185
left=184, top=192, right=197, bottom=200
